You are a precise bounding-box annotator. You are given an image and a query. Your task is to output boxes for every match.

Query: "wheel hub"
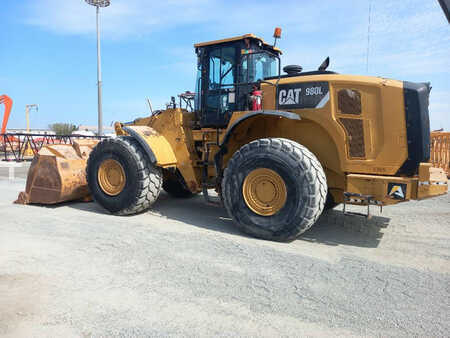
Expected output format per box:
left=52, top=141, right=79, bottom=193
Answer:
left=242, top=168, right=287, bottom=216
left=98, top=159, right=126, bottom=196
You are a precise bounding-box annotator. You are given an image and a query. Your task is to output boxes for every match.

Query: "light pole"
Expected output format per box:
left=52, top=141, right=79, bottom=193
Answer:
left=24, top=104, right=38, bottom=157
left=85, top=0, right=110, bottom=136
left=25, top=104, right=38, bottom=133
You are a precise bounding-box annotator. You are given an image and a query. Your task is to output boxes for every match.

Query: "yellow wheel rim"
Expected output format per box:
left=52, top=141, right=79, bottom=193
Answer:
left=97, top=159, right=126, bottom=196
left=242, top=168, right=287, bottom=216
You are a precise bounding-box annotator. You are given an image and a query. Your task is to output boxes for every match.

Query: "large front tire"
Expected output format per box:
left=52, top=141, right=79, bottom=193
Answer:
left=86, top=137, right=162, bottom=215
left=222, top=138, right=327, bottom=242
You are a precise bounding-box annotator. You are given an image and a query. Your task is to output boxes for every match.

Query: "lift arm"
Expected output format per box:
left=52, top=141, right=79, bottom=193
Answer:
left=0, top=95, right=13, bottom=134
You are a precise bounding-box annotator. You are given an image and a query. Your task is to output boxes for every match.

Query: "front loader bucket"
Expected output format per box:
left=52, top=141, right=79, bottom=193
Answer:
left=15, top=139, right=99, bottom=205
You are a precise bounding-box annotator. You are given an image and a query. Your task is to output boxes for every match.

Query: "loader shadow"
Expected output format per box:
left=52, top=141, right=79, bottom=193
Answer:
left=150, top=193, right=245, bottom=238
left=67, top=192, right=390, bottom=248
left=40, top=199, right=107, bottom=214
left=300, top=209, right=390, bottom=248
left=151, top=193, right=390, bottom=248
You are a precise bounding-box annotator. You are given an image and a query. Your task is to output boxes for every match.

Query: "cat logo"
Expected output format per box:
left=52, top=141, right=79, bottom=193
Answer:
left=277, top=82, right=330, bottom=109
left=279, top=88, right=302, bottom=105
left=278, top=87, right=325, bottom=105
left=387, top=183, right=407, bottom=200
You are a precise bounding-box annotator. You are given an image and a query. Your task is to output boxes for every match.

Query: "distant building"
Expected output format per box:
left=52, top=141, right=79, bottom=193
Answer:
left=77, top=125, right=114, bottom=136
left=6, top=128, right=55, bottom=135
left=72, top=130, right=95, bottom=136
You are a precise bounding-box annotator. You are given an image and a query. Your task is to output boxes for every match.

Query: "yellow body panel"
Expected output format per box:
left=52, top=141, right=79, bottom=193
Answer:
left=346, top=174, right=417, bottom=205
left=146, top=109, right=202, bottom=192
left=121, top=125, right=178, bottom=168
left=345, top=162, right=447, bottom=205
left=117, top=73, right=447, bottom=204
left=261, top=75, right=408, bottom=175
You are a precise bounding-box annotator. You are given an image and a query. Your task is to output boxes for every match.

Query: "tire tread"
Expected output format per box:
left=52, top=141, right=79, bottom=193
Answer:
left=222, top=138, right=327, bottom=241
left=86, top=136, right=162, bottom=215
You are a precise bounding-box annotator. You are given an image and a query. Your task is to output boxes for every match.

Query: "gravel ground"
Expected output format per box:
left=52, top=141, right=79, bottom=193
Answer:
left=0, top=169, right=449, bottom=337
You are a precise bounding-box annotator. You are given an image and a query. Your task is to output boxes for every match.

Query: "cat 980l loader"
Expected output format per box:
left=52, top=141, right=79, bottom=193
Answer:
left=24, top=30, right=449, bottom=242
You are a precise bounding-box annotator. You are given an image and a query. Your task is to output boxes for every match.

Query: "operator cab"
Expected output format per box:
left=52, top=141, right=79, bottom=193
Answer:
left=194, top=34, right=281, bottom=127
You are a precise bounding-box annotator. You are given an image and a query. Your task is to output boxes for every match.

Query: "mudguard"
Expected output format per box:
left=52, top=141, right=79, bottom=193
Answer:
left=214, top=110, right=301, bottom=171
left=122, top=125, right=177, bottom=168
left=220, top=110, right=301, bottom=148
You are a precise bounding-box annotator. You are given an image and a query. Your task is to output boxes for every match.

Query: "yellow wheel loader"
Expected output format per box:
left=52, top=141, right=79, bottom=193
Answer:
left=21, top=31, right=448, bottom=242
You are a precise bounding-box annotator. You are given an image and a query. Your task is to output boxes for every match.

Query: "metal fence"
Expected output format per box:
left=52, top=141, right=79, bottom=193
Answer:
left=3, top=131, right=449, bottom=177
left=0, top=133, right=107, bottom=162
left=430, top=132, right=450, bottom=178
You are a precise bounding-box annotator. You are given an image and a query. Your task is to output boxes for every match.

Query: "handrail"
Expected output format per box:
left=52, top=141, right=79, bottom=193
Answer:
left=0, top=133, right=107, bottom=162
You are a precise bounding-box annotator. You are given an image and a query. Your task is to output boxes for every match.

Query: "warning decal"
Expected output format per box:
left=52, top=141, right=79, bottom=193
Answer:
left=387, top=183, right=407, bottom=200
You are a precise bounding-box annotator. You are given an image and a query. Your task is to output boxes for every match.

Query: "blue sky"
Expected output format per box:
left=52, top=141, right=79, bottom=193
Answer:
left=1, top=0, right=449, bottom=130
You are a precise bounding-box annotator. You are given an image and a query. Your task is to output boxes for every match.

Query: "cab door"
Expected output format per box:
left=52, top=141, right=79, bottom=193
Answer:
left=201, top=45, right=238, bottom=127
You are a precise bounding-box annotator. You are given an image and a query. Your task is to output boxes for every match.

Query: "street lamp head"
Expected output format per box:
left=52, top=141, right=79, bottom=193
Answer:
left=85, top=0, right=110, bottom=7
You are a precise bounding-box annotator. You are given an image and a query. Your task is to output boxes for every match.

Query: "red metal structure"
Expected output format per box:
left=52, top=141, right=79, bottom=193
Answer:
left=0, top=95, right=13, bottom=134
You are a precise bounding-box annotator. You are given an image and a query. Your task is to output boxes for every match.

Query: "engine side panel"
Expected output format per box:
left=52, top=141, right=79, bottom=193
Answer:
left=261, top=74, right=409, bottom=176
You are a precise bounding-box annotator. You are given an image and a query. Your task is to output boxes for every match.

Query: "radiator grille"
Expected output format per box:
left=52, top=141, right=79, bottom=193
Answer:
left=339, top=118, right=365, bottom=158
left=338, top=89, right=361, bottom=115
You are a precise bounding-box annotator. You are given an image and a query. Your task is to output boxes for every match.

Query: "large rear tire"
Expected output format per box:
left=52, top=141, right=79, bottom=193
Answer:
left=86, top=137, right=162, bottom=215
left=222, top=138, right=327, bottom=242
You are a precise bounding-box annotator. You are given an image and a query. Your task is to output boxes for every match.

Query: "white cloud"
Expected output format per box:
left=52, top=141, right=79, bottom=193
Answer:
left=367, top=1, right=450, bottom=76
left=22, top=0, right=247, bottom=37
left=22, top=0, right=353, bottom=38
left=22, top=0, right=450, bottom=129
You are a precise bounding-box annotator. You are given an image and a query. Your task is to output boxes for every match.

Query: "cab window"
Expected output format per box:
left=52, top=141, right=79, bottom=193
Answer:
left=209, top=46, right=236, bottom=89
left=240, top=52, right=279, bottom=83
